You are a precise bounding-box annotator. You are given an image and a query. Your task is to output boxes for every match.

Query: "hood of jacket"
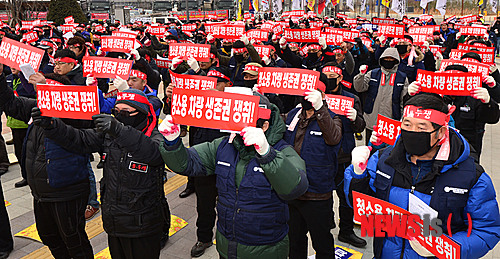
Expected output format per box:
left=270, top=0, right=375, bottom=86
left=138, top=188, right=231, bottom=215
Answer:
left=379, top=47, right=400, bottom=74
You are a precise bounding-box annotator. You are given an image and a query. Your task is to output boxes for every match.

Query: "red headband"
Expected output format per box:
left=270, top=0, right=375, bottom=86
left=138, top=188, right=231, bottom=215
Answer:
left=116, top=92, right=157, bottom=137
left=244, top=65, right=260, bottom=73
left=332, top=49, right=344, bottom=54
left=308, top=44, right=321, bottom=50
left=403, top=105, right=448, bottom=126
left=55, top=57, right=77, bottom=65
left=289, top=43, right=299, bottom=48
left=207, top=70, right=230, bottom=81
left=130, top=69, right=147, bottom=80
left=322, top=66, right=342, bottom=75
left=233, top=47, right=247, bottom=54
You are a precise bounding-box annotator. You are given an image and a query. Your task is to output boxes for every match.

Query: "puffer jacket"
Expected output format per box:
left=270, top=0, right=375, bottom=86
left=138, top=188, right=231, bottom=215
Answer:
left=160, top=102, right=308, bottom=259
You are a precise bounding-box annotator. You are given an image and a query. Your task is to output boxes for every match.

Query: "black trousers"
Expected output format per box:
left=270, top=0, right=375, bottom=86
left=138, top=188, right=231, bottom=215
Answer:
left=288, top=198, right=334, bottom=259
left=335, top=163, right=355, bottom=236
left=34, top=194, right=93, bottom=259
left=0, top=132, right=9, bottom=171
left=193, top=175, right=218, bottom=243
left=0, top=179, right=13, bottom=253
left=108, top=233, right=161, bottom=259
left=12, top=128, right=27, bottom=179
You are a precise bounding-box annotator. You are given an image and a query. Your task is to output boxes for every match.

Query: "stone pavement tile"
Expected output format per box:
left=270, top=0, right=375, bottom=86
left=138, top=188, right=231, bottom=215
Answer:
left=6, top=205, right=30, bottom=220
left=161, top=237, right=194, bottom=259
left=18, top=241, right=43, bottom=254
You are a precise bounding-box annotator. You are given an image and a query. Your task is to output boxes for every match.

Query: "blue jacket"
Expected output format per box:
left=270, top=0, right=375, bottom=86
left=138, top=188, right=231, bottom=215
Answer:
left=344, top=129, right=500, bottom=259
left=99, top=87, right=162, bottom=116
left=398, top=56, right=425, bottom=83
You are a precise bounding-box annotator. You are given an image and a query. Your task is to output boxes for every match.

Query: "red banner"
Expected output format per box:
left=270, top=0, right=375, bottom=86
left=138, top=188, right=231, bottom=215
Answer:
left=375, top=114, right=401, bottom=145
left=154, top=58, right=171, bottom=69
left=321, top=32, right=344, bottom=45
left=0, top=14, right=8, bottom=22
left=353, top=191, right=461, bottom=259
left=111, top=31, right=138, bottom=39
left=174, top=10, right=229, bottom=21
left=459, top=15, right=478, bottom=23
left=22, top=31, right=38, bottom=44
left=408, top=34, right=430, bottom=45
left=282, top=10, right=306, bottom=17
left=170, top=71, right=217, bottom=90
left=246, top=29, right=269, bottom=42
left=408, top=25, right=439, bottom=35
left=211, top=24, right=245, bottom=39
left=272, top=24, right=284, bottom=36
left=416, top=69, right=480, bottom=96
left=0, top=37, right=45, bottom=71
left=168, top=43, right=211, bottom=62
left=402, top=18, right=415, bottom=26
left=21, top=21, right=34, bottom=30
left=449, top=49, right=494, bottom=64
left=372, top=18, right=397, bottom=24
left=171, top=88, right=260, bottom=131
left=181, top=24, right=197, bottom=32
left=284, top=29, right=321, bottom=43
left=439, top=59, right=489, bottom=77
left=60, top=24, right=77, bottom=33
left=457, top=43, right=494, bottom=53
left=37, top=84, right=99, bottom=120
left=82, top=56, right=133, bottom=79
left=337, top=13, right=348, bottom=19
left=260, top=22, right=274, bottom=31
left=243, top=13, right=252, bottom=19
left=378, top=24, right=405, bottom=38
left=459, top=26, right=487, bottom=36
left=147, top=25, right=167, bottom=36
left=91, top=13, right=110, bottom=20
left=254, top=45, right=273, bottom=58
left=100, top=36, right=135, bottom=53
left=64, top=16, right=74, bottom=24
left=325, top=95, right=354, bottom=115
left=258, top=67, right=320, bottom=96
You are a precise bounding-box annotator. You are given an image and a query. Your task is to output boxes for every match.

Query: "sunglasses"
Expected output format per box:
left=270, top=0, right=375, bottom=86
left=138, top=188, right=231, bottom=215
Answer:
left=112, top=108, right=138, bottom=117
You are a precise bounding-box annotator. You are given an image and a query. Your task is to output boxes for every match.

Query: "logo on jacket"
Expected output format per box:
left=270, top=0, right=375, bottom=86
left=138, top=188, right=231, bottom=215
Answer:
left=129, top=161, right=148, bottom=173
left=253, top=167, right=264, bottom=173
left=444, top=186, right=468, bottom=194
left=310, top=131, right=323, bottom=136
left=217, top=161, right=231, bottom=167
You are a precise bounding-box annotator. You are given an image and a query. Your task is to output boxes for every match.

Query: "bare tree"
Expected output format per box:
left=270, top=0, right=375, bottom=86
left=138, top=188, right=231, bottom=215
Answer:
left=5, top=0, right=25, bottom=26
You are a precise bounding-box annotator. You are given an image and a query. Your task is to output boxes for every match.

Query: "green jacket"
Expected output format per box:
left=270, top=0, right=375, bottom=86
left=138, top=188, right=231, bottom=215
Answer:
left=160, top=103, right=308, bottom=258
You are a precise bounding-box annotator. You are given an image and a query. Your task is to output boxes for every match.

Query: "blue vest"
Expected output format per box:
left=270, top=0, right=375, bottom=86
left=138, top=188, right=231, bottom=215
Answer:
left=215, top=138, right=290, bottom=246
left=228, top=56, right=254, bottom=87
left=365, top=68, right=406, bottom=120
left=372, top=144, right=478, bottom=258
left=283, top=108, right=341, bottom=193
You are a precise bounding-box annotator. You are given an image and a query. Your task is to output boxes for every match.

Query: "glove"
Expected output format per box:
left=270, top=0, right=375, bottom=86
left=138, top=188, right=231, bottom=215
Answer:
left=345, top=107, right=357, bottom=122
left=262, top=55, right=271, bottom=65
left=31, top=107, right=53, bottom=129
left=351, top=146, right=372, bottom=175
left=378, top=34, right=386, bottom=45
left=241, top=127, right=270, bottom=156
left=279, top=37, right=287, bottom=49
left=187, top=57, right=200, bottom=73
left=435, top=51, right=443, bottom=60
left=207, top=34, right=215, bottom=43
left=159, top=115, right=181, bottom=142
left=86, top=75, right=97, bottom=86
left=318, top=36, right=327, bottom=49
left=305, top=90, right=323, bottom=110
left=472, top=87, right=490, bottom=103
left=96, top=49, right=105, bottom=56
left=252, top=83, right=262, bottom=94
left=409, top=239, right=434, bottom=257
left=114, top=76, right=129, bottom=91
left=92, top=114, right=120, bottom=137
left=482, top=75, right=496, bottom=88
left=240, top=35, right=249, bottom=45
left=130, top=49, right=140, bottom=61
left=359, top=65, right=368, bottom=74
left=408, top=81, right=421, bottom=96
left=170, top=57, right=183, bottom=70
left=490, top=64, right=498, bottom=74
left=483, top=34, right=490, bottom=40
left=271, top=34, right=279, bottom=44
left=370, top=127, right=383, bottom=146
left=455, top=32, right=462, bottom=40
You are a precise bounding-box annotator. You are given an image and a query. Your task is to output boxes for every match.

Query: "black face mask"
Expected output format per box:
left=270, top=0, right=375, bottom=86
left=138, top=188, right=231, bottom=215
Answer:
left=244, top=79, right=257, bottom=88
left=297, top=96, right=313, bottom=110
left=396, top=44, right=409, bottom=55
left=223, top=45, right=232, bottom=52
left=306, top=53, right=319, bottom=63
left=401, top=128, right=440, bottom=156
left=234, top=54, right=244, bottom=63
left=326, top=78, right=340, bottom=93
left=380, top=59, right=398, bottom=70
left=113, top=110, right=147, bottom=129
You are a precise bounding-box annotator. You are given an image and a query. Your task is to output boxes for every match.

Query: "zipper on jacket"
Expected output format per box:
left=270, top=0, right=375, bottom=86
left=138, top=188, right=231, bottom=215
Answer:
left=117, top=152, right=126, bottom=202
left=232, top=188, right=239, bottom=240
left=400, top=240, right=406, bottom=259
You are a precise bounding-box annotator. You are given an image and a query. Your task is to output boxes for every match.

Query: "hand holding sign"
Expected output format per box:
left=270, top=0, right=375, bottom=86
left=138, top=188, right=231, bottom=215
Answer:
left=159, top=115, right=181, bottom=142
left=351, top=146, right=372, bottom=175
left=31, top=107, right=53, bottom=129
left=241, top=127, right=270, bottom=155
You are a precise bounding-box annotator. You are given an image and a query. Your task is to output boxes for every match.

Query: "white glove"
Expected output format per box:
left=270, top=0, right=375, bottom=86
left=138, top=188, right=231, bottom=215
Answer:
left=187, top=57, right=200, bottom=73
left=272, top=34, right=278, bottom=44
left=305, top=90, right=323, bottom=110
left=351, top=146, right=372, bottom=175
left=318, top=36, right=327, bottom=49
left=408, top=81, right=422, bottom=96
left=490, top=64, right=498, bottom=74
left=346, top=107, right=357, bottom=121
left=207, top=34, right=215, bottom=43
left=262, top=55, right=271, bottom=65
left=456, top=32, right=462, bottom=40
left=279, top=37, right=287, bottom=49
left=240, top=35, right=249, bottom=45
left=114, top=76, right=129, bottom=92
left=435, top=51, right=443, bottom=60
left=369, top=131, right=382, bottom=145
left=170, top=57, right=183, bottom=70
left=96, top=49, right=104, bottom=56
left=483, top=34, right=490, bottom=40
left=86, top=76, right=97, bottom=86
left=483, top=75, right=496, bottom=88
left=359, top=65, right=368, bottom=74
left=472, top=87, right=490, bottom=103
left=409, top=239, right=434, bottom=257
left=378, top=34, right=386, bottom=45
left=130, top=49, right=140, bottom=61
left=159, top=115, right=181, bottom=142
left=241, top=127, right=270, bottom=156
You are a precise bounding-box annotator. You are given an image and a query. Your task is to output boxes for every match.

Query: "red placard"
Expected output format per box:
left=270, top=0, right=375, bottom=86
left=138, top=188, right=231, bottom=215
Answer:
left=378, top=24, right=405, bottom=38
left=457, top=43, right=494, bottom=53
left=402, top=18, right=415, bottom=26
left=111, top=31, right=138, bottom=39
left=168, top=43, right=211, bottom=62
left=147, top=25, right=167, bottom=36
left=246, top=29, right=269, bottom=42
left=282, top=10, right=306, bottom=17
left=337, top=13, right=348, bottom=19
left=60, top=23, right=77, bottom=33
left=22, top=31, right=38, bottom=44
left=375, top=114, right=401, bottom=145
left=243, top=12, right=251, bottom=19
left=254, top=45, right=273, bottom=58
left=258, top=67, right=320, bottom=96
left=325, top=95, right=354, bottom=115
left=408, top=25, right=439, bottom=35
left=169, top=71, right=217, bottom=90
left=211, top=24, right=245, bottom=39
left=353, top=191, right=461, bottom=259
left=372, top=18, right=397, bottom=24
left=91, top=13, right=110, bottom=20
left=64, top=16, right=74, bottom=24
left=154, top=58, right=171, bottom=69
left=416, top=69, right=480, bottom=96
left=261, top=22, right=275, bottom=31
left=449, top=49, right=494, bottom=64
left=37, top=84, right=99, bottom=120
left=321, top=31, right=344, bottom=45
left=429, top=45, right=443, bottom=56
left=0, top=37, right=44, bottom=71
left=82, top=56, right=133, bottom=79
left=272, top=24, right=284, bottom=36
left=439, top=59, right=489, bottom=77
left=95, top=25, right=105, bottom=33
left=361, top=36, right=372, bottom=48
left=21, top=21, right=34, bottom=30
left=100, top=36, right=135, bottom=53
left=284, top=29, right=321, bottom=43
left=459, top=15, right=478, bottom=23
left=408, top=34, right=430, bottom=45
left=459, top=26, right=487, bottom=36
left=171, top=88, right=260, bottom=132
left=181, top=24, right=197, bottom=32
left=419, top=14, right=433, bottom=22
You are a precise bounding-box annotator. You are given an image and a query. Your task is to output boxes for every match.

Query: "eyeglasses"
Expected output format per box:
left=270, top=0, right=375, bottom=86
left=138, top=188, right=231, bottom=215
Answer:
left=112, top=108, right=138, bottom=117
left=54, top=62, right=70, bottom=67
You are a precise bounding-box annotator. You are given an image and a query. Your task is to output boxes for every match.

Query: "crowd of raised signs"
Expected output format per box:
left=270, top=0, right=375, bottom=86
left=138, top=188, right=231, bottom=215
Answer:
left=0, top=10, right=500, bottom=259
